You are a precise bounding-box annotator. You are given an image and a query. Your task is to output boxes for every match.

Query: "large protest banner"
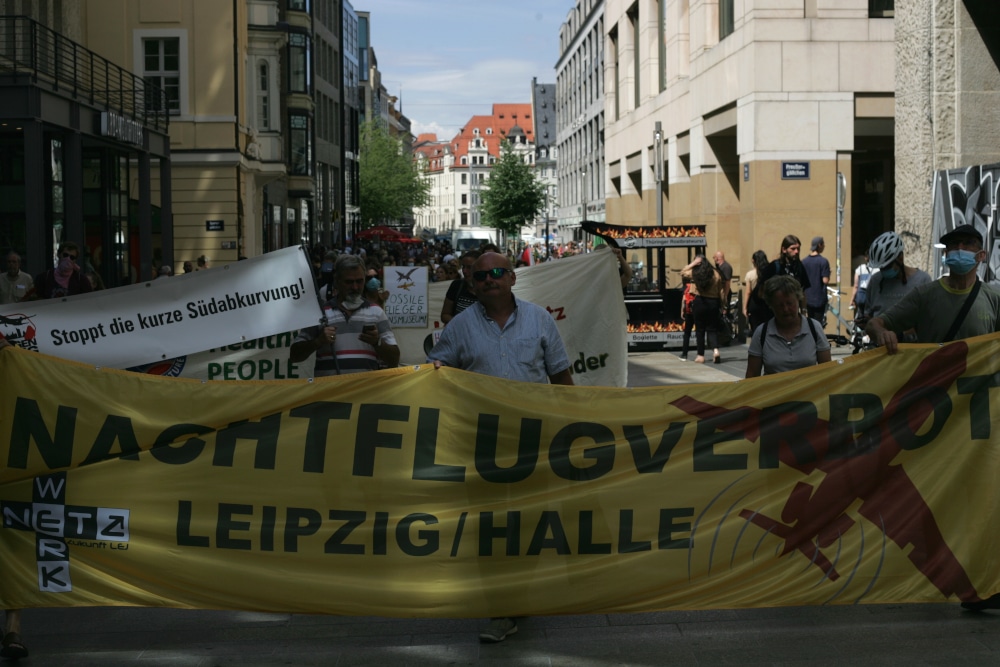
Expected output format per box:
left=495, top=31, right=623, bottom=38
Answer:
left=395, top=250, right=629, bottom=387
left=2, top=335, right=1000, bottom=616
left=0, top=246, right=321, bottom=369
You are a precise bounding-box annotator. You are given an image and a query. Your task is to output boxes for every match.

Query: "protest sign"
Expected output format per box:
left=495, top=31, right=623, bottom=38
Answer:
left=0, top=247, right=321, bottom=369
left=3, top=336, right=999, bottom=616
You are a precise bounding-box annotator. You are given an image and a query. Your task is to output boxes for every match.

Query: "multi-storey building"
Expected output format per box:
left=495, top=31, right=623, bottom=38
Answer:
left=412, top=104, right=536, bottom=239
left=0, top=2, right=171, bottom=285
left=556, top=0, right=605, bottom=243
left=603, top=0, right=898, bottom=283
left=531, top=78, right=558, bottom=242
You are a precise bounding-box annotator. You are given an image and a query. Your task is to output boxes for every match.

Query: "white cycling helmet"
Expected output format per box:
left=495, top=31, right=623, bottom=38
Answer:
left=868, top=232, right=904, bottom=269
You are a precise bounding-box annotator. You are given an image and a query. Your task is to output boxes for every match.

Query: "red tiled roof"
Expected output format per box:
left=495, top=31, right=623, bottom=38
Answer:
left=450, top=103, right=534, bottom=165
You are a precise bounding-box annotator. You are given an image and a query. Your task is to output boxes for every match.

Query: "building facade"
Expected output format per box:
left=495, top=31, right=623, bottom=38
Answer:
left=557, top=0, right=605, bottom=243
left=531, top=78, right=558, bottom=242
left=0, top=2, right=171, bottom=286
left=603, top=0, right=896, bottom=286
left=412, top=104, right=536, bottom=239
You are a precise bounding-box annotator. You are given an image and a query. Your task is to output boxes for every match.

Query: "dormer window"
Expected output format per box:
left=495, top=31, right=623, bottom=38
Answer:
left=461, top=156, right=467, bottom=165
left=473, top=128, right=480, bottom=135
left=486, top=128, right=493, bottom=135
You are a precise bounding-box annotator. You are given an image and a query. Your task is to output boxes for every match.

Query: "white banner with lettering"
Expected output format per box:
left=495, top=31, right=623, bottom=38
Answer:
left=393, top=250, right=629, bottom=387
left=0, top=246, right=321, bottom=369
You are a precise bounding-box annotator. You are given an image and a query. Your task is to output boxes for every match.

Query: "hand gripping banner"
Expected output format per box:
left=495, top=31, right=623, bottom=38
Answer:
left=1, top=335, right=1000, bottom=617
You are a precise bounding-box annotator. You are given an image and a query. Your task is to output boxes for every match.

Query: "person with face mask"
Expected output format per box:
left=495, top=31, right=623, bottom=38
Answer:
left=27, top=242, right=93, bottom=300
left=863, top=232, right=932, bottom=340
left=866, top=224, right=1000, bottom=358
left=290, top=254, right=399, bottom=375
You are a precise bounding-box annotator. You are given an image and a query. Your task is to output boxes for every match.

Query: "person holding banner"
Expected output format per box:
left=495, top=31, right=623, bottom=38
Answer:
left=289, top=254, right=399, bottom=375
left=866, top=224, right=1000, bottom=357
left=428, top=251, right=573, bottom=643
left=745, top=275, right=831, bottom=377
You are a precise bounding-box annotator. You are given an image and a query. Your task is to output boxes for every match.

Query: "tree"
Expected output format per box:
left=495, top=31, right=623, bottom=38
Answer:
left=359, top=120, right=430, bottom=227
left=479, top=140, right=546, bottom=240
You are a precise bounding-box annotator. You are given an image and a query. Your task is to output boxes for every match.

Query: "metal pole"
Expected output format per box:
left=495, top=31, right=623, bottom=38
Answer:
left=836, top=171, right=846, bottom=337
left=654, top=122, right=664, bottom=292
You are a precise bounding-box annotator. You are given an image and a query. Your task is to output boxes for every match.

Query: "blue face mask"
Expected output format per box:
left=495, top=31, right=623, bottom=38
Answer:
left=880, top=267, right=899, bottom=280
left=945, top=249, right=979, bottom=275
left=366, top=277, right=381, bottom=291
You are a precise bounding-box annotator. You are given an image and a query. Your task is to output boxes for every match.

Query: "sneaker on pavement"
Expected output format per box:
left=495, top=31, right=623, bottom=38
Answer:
left=479, top=617, right=517, bottom=643
left=962, top=592, right=1000, bottom=611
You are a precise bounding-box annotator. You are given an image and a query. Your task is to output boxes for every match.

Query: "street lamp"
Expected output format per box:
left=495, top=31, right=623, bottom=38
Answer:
left=654, top=121, right=665, bottom=291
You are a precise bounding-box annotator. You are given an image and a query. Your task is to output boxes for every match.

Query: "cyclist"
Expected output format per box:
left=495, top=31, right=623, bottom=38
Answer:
left=864, top=232, right=931, bottom=342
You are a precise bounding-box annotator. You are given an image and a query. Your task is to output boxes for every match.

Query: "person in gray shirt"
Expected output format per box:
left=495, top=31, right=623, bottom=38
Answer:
left=428, top=251, right=573, bottom=643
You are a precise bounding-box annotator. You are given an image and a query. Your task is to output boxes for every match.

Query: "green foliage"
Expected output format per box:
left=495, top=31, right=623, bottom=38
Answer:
left=359, top=120, right=430, bottom=226
left=479, top=141, right=546, bottom=239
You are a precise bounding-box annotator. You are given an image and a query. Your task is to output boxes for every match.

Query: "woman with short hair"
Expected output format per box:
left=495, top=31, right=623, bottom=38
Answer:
left=745, top=275, right=831, bottom=377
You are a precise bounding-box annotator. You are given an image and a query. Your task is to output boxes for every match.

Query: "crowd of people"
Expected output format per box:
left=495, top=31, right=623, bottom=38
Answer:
left=4, top=224, right=1000, bottom=655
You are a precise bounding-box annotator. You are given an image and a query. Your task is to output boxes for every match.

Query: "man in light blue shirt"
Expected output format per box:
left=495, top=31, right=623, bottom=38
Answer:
left=429, top=252, right=573, bottom=386
left=428, top=251, right=573, bottom=643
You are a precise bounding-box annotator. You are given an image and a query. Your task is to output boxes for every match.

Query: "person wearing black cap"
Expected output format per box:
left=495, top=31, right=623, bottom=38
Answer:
left=802, top=236, right=831, bottom=323
left=866, top=224, right=1000, bottom=356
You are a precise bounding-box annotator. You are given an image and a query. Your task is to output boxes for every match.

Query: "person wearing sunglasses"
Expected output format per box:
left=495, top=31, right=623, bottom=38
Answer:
left=427, top=251, right=574, bottom=643
left=26, top=241, right=93, bottom=300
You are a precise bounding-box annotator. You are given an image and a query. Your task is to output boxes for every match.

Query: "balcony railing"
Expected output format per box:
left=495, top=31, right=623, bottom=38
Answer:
left=0, top=15, right=168, bottom=132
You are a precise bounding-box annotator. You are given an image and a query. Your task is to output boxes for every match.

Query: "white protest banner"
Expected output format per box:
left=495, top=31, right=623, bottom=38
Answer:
left=0, top=246, right=322, bottom=369
left=392, top=251, right=628, bottom=387
left=126, top=332, right=316, bottom=381
left=382, top=265, right=428, bottom=328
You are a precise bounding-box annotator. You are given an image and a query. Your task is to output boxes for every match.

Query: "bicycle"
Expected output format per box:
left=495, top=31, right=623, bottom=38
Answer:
left=824, top=287, right=871, bottom=354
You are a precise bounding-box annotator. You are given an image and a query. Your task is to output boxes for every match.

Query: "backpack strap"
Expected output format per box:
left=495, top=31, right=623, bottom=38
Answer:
left=943, top=279, right=982, bottom=343
left=806, top=316, right=819, bottom=344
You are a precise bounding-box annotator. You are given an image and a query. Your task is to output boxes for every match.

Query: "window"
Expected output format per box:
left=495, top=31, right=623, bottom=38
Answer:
left=869, top=0, right=894, bottom=18
left=288, top=33, right=311, bottom=93
left=289, top=113, right=312, bottom=175
left=628, top=3, right=639, bottom=108
left=719, top=0, right=734, bottom=40
left=257, top=61, right=270, bottom=130
left=657, top=0, right=666, bottom=92
left=143, top=38, right=180, bottom=114
left=461, top=173, right=467, bottom=184
left=461, top=194, right=467, bottom=204
left=288, top=0, right=310, bottom=11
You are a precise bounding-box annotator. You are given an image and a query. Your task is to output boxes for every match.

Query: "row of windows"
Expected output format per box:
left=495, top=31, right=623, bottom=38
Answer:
left=608, top=0, right=894, bottom=119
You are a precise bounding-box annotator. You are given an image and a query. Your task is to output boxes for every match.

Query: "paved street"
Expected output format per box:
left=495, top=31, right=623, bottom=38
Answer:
left=14, top=343, right=1000, bottom=666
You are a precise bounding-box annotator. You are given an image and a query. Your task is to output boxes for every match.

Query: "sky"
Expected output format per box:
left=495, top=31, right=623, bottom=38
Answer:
left=366, top=0, right=574, bottom=141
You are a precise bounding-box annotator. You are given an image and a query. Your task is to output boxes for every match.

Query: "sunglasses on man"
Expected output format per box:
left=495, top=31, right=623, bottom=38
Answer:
left=472, top=267, right=510, bottom=282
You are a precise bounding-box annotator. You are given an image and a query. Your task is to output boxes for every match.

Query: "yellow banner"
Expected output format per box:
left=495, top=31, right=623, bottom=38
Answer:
left=2, top=335, right=1000, bottom=617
